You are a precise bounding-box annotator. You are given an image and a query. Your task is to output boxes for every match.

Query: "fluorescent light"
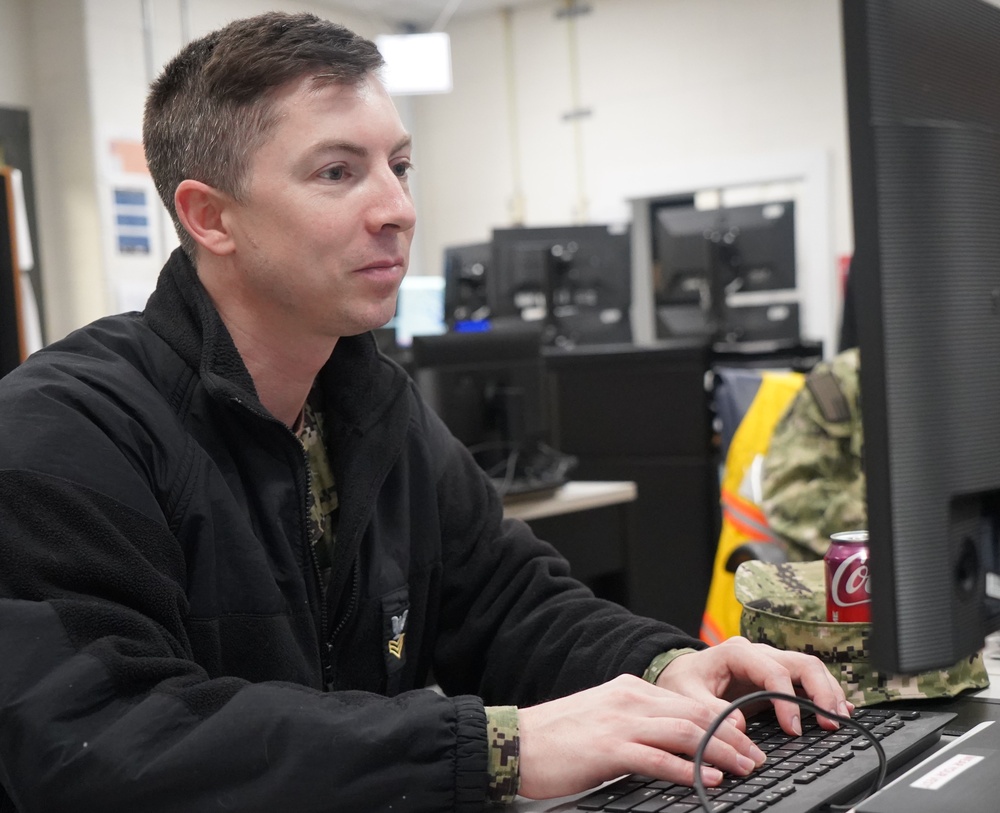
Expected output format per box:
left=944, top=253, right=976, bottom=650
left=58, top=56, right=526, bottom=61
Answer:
left=376, top=32, right=453, bottom=95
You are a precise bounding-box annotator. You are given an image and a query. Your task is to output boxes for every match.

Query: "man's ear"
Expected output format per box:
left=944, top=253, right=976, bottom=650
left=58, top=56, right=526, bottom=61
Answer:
left=175, top=180, right=236, bottom=256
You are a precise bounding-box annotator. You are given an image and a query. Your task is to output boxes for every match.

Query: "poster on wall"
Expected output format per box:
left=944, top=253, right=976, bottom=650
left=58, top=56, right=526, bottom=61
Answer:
left=99, top=133, right=167, bottom=314
left=112, top=187, right=152, bottom=255
left=9, top=167, right=42, bottom=354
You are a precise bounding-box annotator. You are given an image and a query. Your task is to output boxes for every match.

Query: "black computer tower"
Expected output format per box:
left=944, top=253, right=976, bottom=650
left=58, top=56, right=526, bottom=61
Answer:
left=542, top=340, right=719, bottom=635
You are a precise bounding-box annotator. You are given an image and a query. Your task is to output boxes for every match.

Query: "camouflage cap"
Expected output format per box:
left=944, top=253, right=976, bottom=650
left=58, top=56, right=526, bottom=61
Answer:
left=735, top=559, right=989, bottom=707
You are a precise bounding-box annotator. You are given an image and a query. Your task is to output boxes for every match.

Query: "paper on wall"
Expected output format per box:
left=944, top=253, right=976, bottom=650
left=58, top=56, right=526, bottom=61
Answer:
left=10, top=167, right=34, bottom=271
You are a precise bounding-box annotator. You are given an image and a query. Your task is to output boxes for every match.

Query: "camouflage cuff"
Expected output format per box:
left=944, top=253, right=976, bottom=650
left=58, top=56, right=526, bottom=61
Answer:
left=485, top=705, right=520, bottom=805
left=643, top=647, right=700, bottom=685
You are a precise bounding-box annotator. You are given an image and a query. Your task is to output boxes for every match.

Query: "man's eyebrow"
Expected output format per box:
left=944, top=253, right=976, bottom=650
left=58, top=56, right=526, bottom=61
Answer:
left=308, top=135, right=412, bottom=160
left=392, top=135, right=413, bottom=155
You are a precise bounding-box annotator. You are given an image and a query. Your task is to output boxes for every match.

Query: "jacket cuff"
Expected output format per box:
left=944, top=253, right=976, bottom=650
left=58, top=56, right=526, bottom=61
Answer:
left=453, top=695, right=491, bottom=811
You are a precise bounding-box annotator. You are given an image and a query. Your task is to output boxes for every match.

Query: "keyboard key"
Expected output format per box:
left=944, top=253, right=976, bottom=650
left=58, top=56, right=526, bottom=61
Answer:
left=603, top=787, right=663, bottom=812
left=743, top=776, right=778, bottom=789
left=799, top=747, right=830, bottom=758
left=756, top=791, right=784, bottom=805
left=731, top=782, right=764, bottom=796
left=576, top=791, right=624, bottom=810
left=629, top=794, right=685, bottom=812
left=715, top=791, right=751, bottom=804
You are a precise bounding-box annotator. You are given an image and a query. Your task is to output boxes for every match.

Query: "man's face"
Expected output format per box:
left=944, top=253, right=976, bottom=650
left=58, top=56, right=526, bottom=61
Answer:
left=222, top=73, right=416, bottom=340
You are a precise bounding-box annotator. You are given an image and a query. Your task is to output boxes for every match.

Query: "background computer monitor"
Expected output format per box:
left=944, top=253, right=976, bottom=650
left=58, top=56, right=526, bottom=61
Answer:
left=488, top=224, right=632, bottom=347
left=651, top=200, right=799, bottom=345
left=410, top=326, right=549, bottom=483
left=390, top=275, right=447, bottom=347
left=843, top=0, right=1000, bottom=673
left=442, top=241, right=491, bottom=328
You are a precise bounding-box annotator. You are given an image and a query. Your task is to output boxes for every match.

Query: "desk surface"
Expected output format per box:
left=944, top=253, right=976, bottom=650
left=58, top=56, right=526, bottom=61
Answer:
left=502, top=480, right=637, bottom=522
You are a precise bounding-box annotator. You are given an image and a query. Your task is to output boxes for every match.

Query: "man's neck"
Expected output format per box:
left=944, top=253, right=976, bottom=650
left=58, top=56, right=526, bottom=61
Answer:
left=195, top=265, right=337, bottom=428
left=231, top=324, right=336, bottom=428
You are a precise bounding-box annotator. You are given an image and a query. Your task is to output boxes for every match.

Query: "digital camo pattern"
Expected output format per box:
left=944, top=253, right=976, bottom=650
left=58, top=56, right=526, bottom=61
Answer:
left=735, top=560, right=989, bottom=707
left=299, top=400, right=339, bottom=590
left=761, top=348, right=866, bottom=561
left=486, top=706, right=520, bottom=804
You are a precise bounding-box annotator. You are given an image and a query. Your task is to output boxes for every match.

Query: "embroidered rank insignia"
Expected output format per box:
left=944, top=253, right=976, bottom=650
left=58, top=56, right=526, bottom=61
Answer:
left=388, top=609, right=408, bottom=659
left=382, top=592, right=410, bottom=692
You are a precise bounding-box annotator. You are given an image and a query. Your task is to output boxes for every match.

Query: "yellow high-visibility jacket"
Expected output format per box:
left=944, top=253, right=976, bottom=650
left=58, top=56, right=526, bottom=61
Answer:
left=700, top=371, right=805, bottom=645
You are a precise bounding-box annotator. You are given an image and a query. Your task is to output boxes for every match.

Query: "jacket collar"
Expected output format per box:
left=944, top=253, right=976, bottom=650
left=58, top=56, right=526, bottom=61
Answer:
left=144, top=247, right=409, bottom=433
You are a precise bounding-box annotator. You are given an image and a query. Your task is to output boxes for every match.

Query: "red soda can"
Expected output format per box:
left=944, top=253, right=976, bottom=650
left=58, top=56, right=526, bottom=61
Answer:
left=825, top=530, right=871, bottom=622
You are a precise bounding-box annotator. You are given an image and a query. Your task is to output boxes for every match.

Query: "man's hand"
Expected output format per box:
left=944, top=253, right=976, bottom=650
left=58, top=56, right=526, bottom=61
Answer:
left=655, top=636, right=852, bottom=737
left=516, top=637, right=851, bottom=801
left=516, top=674, right=766, bottom=800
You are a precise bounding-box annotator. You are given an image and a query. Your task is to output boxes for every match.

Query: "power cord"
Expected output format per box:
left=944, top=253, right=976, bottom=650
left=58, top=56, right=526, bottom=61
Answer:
left=471, top=439, right=577, bottom=496
left=691, top=690, right=887, bottom=812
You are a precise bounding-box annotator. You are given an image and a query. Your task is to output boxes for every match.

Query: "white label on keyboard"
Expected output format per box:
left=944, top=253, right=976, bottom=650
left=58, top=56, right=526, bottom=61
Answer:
left=909, top=753, right=985, bottom=790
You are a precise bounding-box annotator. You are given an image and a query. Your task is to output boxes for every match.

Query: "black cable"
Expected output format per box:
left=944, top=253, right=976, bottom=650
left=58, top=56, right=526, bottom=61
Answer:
left=468, top=439, right=516, bottom=456
left=691, top=690, right=887, bottom=812
left=496, top=447, right=520, bottom=494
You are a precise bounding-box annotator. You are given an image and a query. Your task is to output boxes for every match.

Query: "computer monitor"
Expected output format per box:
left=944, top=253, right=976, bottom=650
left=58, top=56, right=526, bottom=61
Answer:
left=842, top=0, right=1000, bottom=674
left=488, top=224, right=632, bottom=347
left=410, top=326, right=552, bottom=486
left=651, top=200, right=799, bottom=344
left=442, top=241, right=491, bottom=328
left=391, top=275, right=446, bottom=347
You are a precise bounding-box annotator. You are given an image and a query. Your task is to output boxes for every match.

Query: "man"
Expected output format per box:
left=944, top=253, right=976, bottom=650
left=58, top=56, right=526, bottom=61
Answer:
left=0, top=12, right=847, bottom=811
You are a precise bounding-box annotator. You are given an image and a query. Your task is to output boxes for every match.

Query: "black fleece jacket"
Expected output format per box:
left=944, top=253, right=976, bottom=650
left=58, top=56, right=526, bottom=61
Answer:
left=0, top=248, right=701, bottom=812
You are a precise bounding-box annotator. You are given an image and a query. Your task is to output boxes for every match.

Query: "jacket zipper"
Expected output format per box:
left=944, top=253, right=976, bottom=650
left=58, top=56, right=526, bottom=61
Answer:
left=230, top=395, right=332, bottom=687
left=305, top=518, right=332, bottom=685
left=295, top=421, right=340, bottom=689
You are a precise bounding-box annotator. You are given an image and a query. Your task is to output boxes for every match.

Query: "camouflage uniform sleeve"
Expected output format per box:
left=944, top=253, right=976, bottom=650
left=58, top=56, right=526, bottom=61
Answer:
left=761, top=349, right=867, bottom=560
left=485, top=705, right=520, bottom=804
left=642, top=648, right=700, bottom=684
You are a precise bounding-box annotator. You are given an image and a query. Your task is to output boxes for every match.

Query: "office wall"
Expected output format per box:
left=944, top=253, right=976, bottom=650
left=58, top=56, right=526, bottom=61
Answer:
left=5, top=0, right=106, bottom=339
left=413, top=0, right=852, bottom=350
left=0, top=0, right=851, bottom=345
left=0, top=0, right=32, bottom=107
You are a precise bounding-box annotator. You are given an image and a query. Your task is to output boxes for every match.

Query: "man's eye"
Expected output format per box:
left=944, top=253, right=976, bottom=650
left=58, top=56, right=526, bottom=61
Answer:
left=392, top=161, right=414, bottom=178
left=321, top=166, right=346, bottom=181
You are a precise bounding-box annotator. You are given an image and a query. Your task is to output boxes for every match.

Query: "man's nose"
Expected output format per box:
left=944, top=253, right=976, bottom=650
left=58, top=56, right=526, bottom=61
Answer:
left=367, top=168, right=416, bottom=233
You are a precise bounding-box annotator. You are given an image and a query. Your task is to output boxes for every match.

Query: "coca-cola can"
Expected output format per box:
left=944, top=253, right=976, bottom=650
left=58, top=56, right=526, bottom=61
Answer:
left=825, top=530, right=871, bottom=623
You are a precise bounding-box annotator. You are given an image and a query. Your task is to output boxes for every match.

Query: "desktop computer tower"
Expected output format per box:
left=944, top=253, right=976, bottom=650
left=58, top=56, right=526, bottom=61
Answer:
left=542, top=340, right=719, bottom=635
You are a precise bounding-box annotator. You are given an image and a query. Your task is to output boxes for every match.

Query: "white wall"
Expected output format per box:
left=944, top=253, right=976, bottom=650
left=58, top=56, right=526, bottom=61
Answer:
left=21, top=0, right=105, bottom=337
left=0, top=0, right=32, bottom=107
left=415, top=0, right=852, bottom=351
left=0, top=0, right=853, bottom=348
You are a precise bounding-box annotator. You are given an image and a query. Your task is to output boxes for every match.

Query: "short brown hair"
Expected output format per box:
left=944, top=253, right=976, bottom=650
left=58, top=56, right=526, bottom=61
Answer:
left=143, top=12, right=384, bottom=258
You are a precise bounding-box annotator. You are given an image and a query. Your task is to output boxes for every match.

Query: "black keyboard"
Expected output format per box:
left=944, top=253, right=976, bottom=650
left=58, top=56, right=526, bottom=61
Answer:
left=572, top=707, right=954, bottom=813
